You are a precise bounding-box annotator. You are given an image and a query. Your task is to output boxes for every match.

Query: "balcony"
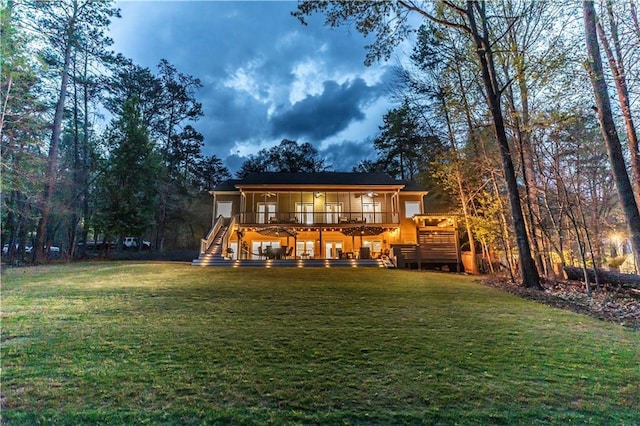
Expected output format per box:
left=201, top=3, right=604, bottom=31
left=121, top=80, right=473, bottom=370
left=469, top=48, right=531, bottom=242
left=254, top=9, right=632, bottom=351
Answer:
left=237, top=211, right=400, bottom=226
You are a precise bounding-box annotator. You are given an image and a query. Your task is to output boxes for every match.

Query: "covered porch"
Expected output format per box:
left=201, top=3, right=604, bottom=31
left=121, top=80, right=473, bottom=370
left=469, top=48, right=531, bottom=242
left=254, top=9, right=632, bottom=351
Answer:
left=229, top=224, right=396, bottom=261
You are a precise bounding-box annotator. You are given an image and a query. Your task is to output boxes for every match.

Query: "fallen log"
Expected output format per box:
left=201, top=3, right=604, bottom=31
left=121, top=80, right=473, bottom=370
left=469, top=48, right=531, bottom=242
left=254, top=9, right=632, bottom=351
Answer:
left=563, top=266, right=640, bottom=289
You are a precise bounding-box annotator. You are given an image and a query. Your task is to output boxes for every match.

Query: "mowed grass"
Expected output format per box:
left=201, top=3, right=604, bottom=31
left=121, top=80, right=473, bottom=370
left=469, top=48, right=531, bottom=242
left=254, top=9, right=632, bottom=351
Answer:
left=1, top=263, right=639, bottom=425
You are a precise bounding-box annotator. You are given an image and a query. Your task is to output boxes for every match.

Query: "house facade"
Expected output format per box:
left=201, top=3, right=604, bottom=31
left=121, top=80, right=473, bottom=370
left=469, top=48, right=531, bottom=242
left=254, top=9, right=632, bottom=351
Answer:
left=196, top=172, right=460, bottom=268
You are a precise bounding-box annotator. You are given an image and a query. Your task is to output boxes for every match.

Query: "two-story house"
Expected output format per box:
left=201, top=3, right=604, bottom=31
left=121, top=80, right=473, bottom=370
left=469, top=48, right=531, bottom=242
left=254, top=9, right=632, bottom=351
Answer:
left=193, top=172, right=460, bottom=269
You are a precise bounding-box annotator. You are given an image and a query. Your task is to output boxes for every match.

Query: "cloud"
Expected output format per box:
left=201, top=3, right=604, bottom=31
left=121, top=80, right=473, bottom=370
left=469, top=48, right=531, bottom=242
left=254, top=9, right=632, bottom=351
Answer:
left=320, top=139, right=377, bottom=172
left=109, top=1, right=403, bottom=174
left=270, top=78, right=384, bottom=141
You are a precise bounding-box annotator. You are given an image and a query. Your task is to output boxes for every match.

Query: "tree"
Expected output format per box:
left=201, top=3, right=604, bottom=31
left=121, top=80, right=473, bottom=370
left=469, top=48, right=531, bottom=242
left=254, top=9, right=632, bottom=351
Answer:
left=594, top=0, right=640, bottom=206
left=237, top=139, right=329, bottom=177
left=22, top=0, right=119, bottom=262
left=104, top=58, right=207, bottom=250
left=104, top=58, right=164, bottom=129
left=97, top=96, right=160, bottom=242
left=191, top=155, right=231, bottom=193
left=374, top=101, right=436, bottom=181
left=294, top=1, right=542, bottom=288
left=583, top=0, right=640, bottom=272
left=0, top=0, right=47, bottom=262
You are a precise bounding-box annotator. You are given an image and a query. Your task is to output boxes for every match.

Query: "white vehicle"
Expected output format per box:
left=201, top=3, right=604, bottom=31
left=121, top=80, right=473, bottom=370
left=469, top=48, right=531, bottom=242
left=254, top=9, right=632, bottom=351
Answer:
left=2, top=244, right=32, bottom=254
left=123, top=237, right=151, bottom=250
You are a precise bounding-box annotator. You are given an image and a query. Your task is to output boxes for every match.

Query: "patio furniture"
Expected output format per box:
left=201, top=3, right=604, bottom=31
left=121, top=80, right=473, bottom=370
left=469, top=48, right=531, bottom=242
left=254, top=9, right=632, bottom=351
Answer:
left=359, top=247, right=371, bottom=259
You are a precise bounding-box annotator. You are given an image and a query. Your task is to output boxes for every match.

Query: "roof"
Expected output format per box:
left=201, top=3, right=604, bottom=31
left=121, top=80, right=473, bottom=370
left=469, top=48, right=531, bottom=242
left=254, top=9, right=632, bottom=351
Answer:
left=211, top=179, right=242, bottom=192
left=211, top=172, right=427, bottom=191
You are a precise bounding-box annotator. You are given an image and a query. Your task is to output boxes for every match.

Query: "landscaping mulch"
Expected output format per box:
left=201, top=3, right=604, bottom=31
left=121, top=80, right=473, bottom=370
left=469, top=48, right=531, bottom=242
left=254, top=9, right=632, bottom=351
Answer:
left=482, top=275, right=640, bottom=330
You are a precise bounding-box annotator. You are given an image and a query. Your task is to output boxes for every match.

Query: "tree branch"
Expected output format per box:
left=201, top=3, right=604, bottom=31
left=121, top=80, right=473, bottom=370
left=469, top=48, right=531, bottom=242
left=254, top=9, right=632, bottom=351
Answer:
left=397, top=0, right=472, bottom=34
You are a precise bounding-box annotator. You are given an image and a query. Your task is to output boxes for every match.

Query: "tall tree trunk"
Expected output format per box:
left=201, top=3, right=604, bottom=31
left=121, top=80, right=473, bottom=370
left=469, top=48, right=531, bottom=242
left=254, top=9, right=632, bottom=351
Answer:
left=80, top=52, right=91, bottom=257
left=440, top=92, right=480, bottom=274
left=504, top=70, right=547, bottom=277
left=34, top=5, right=77, bottom=263
left=583, top=0, right=640, bottom=273
left=595, top=2, right=640, bottom=207
left=467, top=1, right=541, bottom=288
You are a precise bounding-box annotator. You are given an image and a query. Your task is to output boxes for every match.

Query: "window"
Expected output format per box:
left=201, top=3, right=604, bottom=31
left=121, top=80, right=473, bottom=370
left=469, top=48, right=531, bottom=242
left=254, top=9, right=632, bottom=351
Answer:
left=217, top=201, right=233, bottom=218
left=251, top=241, right=280, bottom=260
left=363, top=240, right=383, bottom=255
left=405, top=201, right=421, bottom=218
left=296, top=240, right=315, bottom=258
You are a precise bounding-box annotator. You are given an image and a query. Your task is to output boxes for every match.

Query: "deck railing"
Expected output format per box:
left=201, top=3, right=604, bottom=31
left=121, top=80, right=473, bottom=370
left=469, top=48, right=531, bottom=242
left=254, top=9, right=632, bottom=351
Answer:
left=237, top=211, right=400, bottom=226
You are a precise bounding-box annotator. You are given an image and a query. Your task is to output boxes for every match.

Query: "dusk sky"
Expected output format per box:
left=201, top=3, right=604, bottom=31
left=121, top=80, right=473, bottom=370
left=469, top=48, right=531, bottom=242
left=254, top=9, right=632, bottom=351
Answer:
left=108, top=1, right=412, bottom=174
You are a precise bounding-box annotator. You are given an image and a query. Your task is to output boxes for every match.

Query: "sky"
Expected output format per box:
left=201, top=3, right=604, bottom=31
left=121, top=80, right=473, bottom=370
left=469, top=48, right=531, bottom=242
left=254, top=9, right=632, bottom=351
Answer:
left=108, top=1, right=409, bottom=174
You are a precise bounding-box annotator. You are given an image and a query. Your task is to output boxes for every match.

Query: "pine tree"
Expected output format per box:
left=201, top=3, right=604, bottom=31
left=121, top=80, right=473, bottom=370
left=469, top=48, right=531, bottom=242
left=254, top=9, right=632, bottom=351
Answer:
left=98, top=96, right=160, bottom=242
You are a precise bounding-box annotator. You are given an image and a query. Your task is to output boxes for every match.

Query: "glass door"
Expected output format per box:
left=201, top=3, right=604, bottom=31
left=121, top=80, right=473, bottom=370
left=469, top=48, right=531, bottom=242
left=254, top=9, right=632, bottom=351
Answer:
left=363, top=202, right=381, bottom=223
left=325, top=203, right=342, bottom=224
left=296, top=240, right=315, bottom=258
left=257, top=203, right=276, bottom=224
left=295, top=203, right=314, bottom=224
left=251, top=241, right=280, bottom=259
left=325, top=241, right=343, bottom=259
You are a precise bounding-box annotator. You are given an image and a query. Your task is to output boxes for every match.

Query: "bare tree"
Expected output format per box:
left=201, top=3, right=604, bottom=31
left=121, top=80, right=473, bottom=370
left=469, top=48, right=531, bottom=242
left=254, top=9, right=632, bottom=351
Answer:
left=583, top=0, right=640, bottom=272
left=295, top=0, right=542, bottom=288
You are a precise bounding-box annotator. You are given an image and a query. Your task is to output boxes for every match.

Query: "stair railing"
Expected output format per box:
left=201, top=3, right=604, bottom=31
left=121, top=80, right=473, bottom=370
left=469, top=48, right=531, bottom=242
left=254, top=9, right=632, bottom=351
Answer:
left=220, top=215, right=237, bottom=257
left=201, top=215, right=225, bottom=254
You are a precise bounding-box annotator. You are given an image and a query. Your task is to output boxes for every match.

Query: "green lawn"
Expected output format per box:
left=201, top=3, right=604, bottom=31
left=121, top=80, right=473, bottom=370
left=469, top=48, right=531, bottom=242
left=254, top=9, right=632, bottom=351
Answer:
left=2, top=263, right=639, bottom=425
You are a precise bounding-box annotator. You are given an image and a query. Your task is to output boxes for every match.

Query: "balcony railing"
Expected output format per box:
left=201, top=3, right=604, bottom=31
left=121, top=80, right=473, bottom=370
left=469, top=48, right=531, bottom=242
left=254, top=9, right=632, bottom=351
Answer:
left=238, top=211, right=400, bottom=226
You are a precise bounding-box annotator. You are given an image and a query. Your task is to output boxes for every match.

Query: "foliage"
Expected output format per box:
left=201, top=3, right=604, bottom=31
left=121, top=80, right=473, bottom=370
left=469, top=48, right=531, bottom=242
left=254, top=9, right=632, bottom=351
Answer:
left=0, top=2, right=48, bottom=260
left=237, top=139, right=329, bottom=178
left=372, top=101, right=445, bottom=182
left=96, top=96, right=160, bottom=239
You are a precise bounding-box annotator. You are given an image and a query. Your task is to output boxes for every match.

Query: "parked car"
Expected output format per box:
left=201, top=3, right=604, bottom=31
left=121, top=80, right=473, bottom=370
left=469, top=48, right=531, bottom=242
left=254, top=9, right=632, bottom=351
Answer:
left=2, top=244, right=56, bottom=254
left=123, top=237, right=151, bottom=250
left=2, top=244, right=32, bottom=254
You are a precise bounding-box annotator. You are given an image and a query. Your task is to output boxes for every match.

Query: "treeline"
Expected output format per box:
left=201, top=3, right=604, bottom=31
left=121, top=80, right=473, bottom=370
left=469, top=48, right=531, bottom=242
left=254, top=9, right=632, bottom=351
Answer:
left=3, top=0, right=640, bottom=286
left=295, top=0, right=640, bottom=285
left=1, top=1, right=230, bottom=263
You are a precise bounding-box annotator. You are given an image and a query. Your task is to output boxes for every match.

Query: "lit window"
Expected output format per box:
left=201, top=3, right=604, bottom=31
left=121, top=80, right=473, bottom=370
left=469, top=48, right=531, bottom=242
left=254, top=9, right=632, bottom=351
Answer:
left=405, top=201, right=421, bottom=218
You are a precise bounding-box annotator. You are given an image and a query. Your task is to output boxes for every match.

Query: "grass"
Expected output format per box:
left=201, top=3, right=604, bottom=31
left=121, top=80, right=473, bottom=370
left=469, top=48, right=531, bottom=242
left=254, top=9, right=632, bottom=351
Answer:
left=1, top=262, right=639, bottom=425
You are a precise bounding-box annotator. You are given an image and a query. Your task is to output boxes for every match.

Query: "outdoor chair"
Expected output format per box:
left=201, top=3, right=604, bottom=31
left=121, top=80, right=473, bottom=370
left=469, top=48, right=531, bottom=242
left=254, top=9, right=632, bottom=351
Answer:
left=337, top=248, right=343, bottom=259
left=286, top=246, right=294, bottom=258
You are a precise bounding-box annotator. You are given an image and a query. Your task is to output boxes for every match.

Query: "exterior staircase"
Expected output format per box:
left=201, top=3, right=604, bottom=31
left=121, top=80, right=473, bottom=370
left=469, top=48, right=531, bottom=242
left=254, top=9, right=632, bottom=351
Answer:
left=191, top=226, right=228, bottom=266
